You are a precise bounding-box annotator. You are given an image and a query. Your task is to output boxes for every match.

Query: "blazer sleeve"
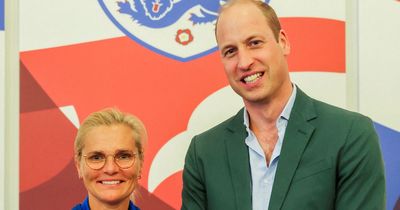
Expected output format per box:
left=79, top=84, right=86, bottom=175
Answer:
left=181, top=136, right=207, bottom=210
left=335, top=115, right=386, bottom=210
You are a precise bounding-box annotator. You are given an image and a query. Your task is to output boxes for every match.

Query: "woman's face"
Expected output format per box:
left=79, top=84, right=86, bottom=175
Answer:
left=76, top=124, right=141, bottom=206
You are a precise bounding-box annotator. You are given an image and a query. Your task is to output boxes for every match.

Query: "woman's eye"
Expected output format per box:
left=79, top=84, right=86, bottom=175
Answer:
left=89, top=154, right=104, bottom=161
left=117, top=153, right=133, bottom=160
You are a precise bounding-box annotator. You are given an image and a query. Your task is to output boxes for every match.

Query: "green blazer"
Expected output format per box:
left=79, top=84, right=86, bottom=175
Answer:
left=181, top=88, right=385, bottom=210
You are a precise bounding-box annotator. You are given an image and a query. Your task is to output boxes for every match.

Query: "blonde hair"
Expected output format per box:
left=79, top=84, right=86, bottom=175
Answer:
left=74, top=108, right=147, bottom=167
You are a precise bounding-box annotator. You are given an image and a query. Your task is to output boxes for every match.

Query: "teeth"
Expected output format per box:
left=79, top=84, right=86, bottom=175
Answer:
left=101, top=180, right=121, bottom=185
left=243, top=73, right=262, bottom=83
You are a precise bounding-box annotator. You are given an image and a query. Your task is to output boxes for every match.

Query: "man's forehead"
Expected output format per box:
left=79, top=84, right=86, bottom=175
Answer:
left=217, top=2, right=265, bottom=29
left=219, top=1, right=259, bottom=16
left=217, top=6, right=267, bottom=32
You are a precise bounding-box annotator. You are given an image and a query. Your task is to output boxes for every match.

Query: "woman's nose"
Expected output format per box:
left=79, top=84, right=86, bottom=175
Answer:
left=103, top=156, right=118, bottom=174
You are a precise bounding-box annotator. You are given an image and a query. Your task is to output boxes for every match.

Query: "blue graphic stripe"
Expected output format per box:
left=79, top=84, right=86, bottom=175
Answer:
left=0, top=0, right=4, bottom=30
left=374, top=122, right=400, bottom=210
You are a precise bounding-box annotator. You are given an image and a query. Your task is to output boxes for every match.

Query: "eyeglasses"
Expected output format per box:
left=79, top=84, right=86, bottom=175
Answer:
left=82, top=151, right=137, bottom=170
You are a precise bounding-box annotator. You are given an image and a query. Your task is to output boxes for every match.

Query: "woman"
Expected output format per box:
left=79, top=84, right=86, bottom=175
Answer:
left=72, top=108, right=147, bottom=210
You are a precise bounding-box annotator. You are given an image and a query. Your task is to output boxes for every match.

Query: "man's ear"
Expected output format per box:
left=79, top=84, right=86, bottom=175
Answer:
left=279, top=29, right=291, bottom=55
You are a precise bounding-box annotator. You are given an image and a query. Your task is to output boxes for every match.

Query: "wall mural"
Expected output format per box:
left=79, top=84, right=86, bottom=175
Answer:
left=19, top=0, right=399, bottom=209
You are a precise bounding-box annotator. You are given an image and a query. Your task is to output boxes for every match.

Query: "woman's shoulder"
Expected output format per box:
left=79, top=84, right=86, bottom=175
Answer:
left=71, top=197, right=89, bottom=210
left=129, top=201, right=140, bottom=210
left=71, top=203, right=83, bottom=210
left=72, top=198, right=139, bottom=210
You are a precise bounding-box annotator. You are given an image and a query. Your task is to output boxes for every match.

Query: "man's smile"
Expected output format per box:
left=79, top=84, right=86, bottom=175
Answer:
left=242, top=72, right=264, bottom=84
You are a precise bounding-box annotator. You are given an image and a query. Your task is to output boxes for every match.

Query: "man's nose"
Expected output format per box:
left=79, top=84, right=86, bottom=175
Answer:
left=237, top=49, right=254, bottom=71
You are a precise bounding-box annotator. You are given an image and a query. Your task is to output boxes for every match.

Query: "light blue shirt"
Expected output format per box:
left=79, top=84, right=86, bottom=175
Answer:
left=244, top=85, right=297, bottom=210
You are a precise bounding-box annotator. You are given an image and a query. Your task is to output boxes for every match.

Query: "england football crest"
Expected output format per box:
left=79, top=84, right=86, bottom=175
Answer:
left=98, top=0, right=269, bottom=61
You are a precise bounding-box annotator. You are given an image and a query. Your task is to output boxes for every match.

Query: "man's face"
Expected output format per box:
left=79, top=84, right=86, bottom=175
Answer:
left=216, top=2, right=291, bottom=105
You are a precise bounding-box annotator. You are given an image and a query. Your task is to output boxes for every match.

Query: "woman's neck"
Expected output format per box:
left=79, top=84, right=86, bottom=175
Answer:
left=89, top=196, right=130, bottom=210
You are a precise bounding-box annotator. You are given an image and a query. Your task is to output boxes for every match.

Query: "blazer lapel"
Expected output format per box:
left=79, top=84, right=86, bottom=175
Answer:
left=225, top=109, right=252, bottom=210
left=268, top=88, right=317, bottom=210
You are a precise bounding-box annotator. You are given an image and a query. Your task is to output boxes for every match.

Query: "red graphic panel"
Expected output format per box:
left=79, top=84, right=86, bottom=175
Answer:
left=20, top=18, right=344, bottom=209
left=281, top=18, right=345, bottom=72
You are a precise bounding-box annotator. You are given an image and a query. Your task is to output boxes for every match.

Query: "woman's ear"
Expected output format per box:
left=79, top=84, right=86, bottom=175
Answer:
left=75, top=157, right=83, bottom=179
left=136, top=166, right=142, bottom=180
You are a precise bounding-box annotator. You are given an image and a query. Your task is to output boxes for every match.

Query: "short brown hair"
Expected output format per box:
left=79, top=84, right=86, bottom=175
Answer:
left=216, top=0, right=282, bottom=41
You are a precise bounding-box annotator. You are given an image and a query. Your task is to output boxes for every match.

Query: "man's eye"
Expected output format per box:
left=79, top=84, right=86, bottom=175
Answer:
left=224, top=48, right=236, bottom=57
left=249, top=40, right=262, bottom=47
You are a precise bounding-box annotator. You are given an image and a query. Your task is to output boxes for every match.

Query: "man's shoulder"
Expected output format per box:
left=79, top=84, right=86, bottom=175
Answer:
left=301, top=94, right=374, bottom=134
left=187, top=108, right=247, bottom=162
left=312, top=98, right=370, bottom=122
left=295, top=88, right=371, bottom=122
left=198, top=109, right=243, bottom=137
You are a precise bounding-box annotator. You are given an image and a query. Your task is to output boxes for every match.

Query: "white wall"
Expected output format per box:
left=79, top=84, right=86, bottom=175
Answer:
left=4, top=0, right=19, bottom=208
left=1, top=0, right=6, bottom=208
left=359, top=0, right=400, bottom=131
left=0, top=28, right=5, bottom=210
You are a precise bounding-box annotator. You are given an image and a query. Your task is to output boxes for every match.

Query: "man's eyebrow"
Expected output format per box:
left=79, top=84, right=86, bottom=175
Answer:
left=220, top=44, right=235, bottom=52
left=244, top=35, right=261, bottom=43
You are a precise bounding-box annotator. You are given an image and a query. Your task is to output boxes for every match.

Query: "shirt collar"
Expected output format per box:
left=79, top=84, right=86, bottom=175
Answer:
left=243, top=84, right=297, bottom=128
left=81, top=197, right=139, bottom=210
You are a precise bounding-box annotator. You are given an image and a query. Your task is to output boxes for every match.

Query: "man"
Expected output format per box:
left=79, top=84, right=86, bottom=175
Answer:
left=181, top=0, right=386, bottom=210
